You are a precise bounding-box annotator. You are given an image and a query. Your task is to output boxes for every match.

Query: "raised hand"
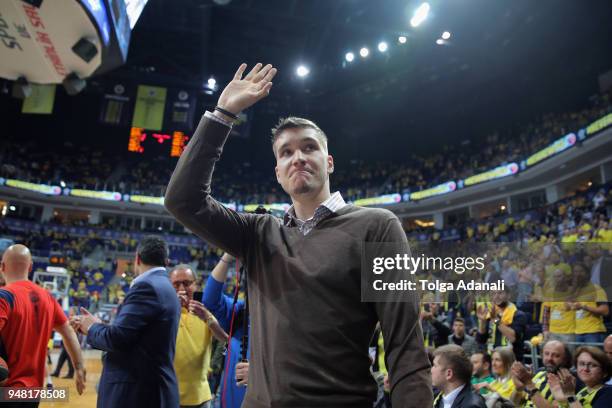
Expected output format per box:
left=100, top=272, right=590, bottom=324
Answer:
left=217, top=63, right=278, bottom=115
left=188, top=299, right=209, bottom=321
left=476, top=304, right=489, bottom=321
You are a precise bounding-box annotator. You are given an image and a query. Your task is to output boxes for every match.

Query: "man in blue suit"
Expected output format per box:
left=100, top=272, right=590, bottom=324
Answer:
left=71, top=236, right=181, bottom=408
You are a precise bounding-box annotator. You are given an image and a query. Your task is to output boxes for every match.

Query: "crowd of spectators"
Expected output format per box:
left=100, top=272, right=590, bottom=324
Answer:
left=1, top=92, right=610, bottom=203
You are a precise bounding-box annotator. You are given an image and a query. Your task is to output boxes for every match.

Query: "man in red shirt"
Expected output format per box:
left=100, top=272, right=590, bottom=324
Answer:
left=0, top=244, right=85, bottom=407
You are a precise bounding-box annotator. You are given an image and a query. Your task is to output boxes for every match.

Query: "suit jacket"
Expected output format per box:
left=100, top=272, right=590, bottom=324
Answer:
left=435, top=385, right=487, bottom=408
left=87, top=268, right=181, bottom=408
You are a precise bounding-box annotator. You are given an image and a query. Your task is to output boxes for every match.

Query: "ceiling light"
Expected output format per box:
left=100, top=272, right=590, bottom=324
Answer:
left=296, top=65, right=310, bottom=77
left=410, top=2, right=430, bottom=27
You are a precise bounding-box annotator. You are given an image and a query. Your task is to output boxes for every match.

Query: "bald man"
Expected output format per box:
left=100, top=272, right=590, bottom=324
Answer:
left=511, top=340, right=573, bottom=407
left=605, top=335, right=612, bottom=385
left=0, top=244, right=85, bottom=407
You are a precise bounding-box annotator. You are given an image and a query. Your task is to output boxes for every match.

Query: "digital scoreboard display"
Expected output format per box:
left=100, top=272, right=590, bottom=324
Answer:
left=128, top=127, right=189, bottom=157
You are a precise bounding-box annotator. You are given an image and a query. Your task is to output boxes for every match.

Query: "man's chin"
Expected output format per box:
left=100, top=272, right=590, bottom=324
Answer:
left=291, top=183, right=314, bottom=196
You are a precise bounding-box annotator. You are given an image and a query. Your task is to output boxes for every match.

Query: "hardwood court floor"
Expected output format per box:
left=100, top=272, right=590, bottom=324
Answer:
left=45, top=349, right=102, bottom=407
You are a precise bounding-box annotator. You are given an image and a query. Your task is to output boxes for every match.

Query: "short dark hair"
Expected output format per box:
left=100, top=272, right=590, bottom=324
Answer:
left=453, top=317, right=465, bottom=325
left=136, top=236, right=169, bottom=267
left=270, top=117, right=328, bottom=152
left=473, top=351, right=491, bottom=368
left=433, top=344, right=472, bottom=384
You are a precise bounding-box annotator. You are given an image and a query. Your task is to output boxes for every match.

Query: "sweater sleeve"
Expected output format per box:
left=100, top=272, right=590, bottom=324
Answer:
left=164, top=114, right=258, bottom=259
left=373, top=216, right=433, bottom=407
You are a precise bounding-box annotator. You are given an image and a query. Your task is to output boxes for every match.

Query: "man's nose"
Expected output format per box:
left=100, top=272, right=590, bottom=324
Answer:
left=291, top=149, right=306, bottom=164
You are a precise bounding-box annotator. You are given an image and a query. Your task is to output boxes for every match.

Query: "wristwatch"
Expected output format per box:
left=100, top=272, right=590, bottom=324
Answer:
left=566, top=395, right=577, bottom=403
left=526, top=387, right=538, bottom=398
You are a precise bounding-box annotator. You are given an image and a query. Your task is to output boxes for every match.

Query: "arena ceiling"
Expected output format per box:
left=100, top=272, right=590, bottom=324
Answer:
left=3, top=0, right=612, bottom=164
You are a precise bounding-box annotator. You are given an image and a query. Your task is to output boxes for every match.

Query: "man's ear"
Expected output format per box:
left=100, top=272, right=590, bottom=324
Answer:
left=327, top=154, right=334, bottom=174
left=275, top=165, right=280, bottom=183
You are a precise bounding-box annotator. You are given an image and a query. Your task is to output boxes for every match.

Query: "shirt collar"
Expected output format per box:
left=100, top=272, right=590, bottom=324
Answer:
left=131, top=266, right=166, bottom=287
left=442, top=384, right=465, bottom=406
left=284, top=191, right=346, bottom=226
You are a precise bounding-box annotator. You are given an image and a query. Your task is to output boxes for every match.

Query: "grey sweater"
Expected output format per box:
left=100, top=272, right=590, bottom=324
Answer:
left=165, top=115, right=432, bottom=408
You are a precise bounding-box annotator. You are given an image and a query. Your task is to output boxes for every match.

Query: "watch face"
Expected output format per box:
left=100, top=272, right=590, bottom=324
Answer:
left=567, top=396, right=576, bottom=403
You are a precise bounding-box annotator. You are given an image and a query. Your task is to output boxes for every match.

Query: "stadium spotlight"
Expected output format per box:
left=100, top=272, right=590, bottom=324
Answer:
left=296, top=65, right=310, bottom=77
left=345, top=52, right=355, bottom=62
left=436, top=38, right=445, bottom=45
left=359, top=47, right=369, bottom=58
left=442, top=31, right=451, bottom=40
left=9, top=205, right=16, bottom=211
left=377, top=42, right=388, bottom=52
left=410, top=2, right=430, bottom=27
left=500, top=205, right=507, bottom=211
left=207, top=77, right=216, bottom=89
left=60, top=180, right=66, bottom=188
left=398, top=36, right=407, bottom=44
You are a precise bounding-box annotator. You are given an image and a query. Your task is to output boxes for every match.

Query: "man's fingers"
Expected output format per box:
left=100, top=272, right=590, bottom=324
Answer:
left=233, top=63, right=247, bottom=80
left=80, top=307, right=91, bottom=315
left=252, top=64, right=273, bottom=83
left=244, top=63, right=262, bottom=80
left=256, top=68, right=277, bottom=90
left=189, top=300, right=204, bottom=310
left=255, top=82, right=273, bottom=98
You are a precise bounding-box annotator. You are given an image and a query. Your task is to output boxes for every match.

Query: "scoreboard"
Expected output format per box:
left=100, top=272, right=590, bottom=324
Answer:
left=128, top=127, right=189, bottom=157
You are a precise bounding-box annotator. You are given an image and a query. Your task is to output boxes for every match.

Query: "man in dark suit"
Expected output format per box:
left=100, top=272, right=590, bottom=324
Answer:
left=432, top=345, right=486, bottom=408
left=70, top=236, right=181, bottom=408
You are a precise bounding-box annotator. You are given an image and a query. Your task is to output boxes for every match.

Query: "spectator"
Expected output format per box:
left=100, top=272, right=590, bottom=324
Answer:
left=448, top=317, right=479, bottom=357
left=510, top=339, right=573, bottom=407
left=570, top=263, right=609, bottom=344
left=548, top=346, right=612, bottom=407
left=476, top=288, right=527, bottom=361
left=202, top=254, right=249, bottom=408
left=604, top=335, right=612, bottom=386
left=480, top=346, right=516, bottom=402
left=470, top=352, right=495, bottom=396
left=170, top=264, right=228, bottom=408
left=431, top=344, right=486, bottom=408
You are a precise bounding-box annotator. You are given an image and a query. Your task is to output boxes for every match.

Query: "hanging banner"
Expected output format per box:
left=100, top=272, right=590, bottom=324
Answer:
left=21, top=84, right=56, bottom=114
left=100, top=83, right=133, bottom=126
left=165, top=89, right=197, bottom=132
left=132, top=85, right=167, bottom=131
